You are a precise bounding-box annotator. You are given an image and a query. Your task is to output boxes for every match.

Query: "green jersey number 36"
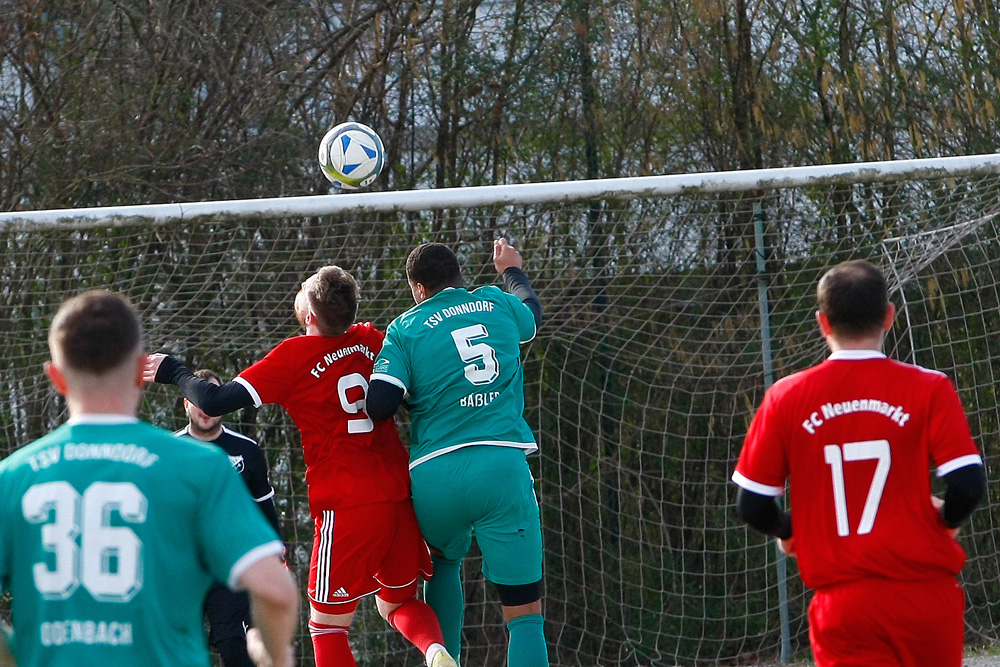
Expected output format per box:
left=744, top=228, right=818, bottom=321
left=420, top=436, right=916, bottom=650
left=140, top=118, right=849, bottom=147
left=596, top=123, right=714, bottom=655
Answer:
left=23, top=481, right=146, bottom=602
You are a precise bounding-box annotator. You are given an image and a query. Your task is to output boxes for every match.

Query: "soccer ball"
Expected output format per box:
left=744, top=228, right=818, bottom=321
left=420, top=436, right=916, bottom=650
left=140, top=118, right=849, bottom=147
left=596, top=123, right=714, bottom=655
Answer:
left=318, top=122, right=385, bottom=189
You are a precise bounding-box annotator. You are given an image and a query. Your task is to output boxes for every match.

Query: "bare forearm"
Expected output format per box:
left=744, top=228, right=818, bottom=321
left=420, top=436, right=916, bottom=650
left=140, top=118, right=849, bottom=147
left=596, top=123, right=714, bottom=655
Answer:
left=242, top=558, right=299, bottom=667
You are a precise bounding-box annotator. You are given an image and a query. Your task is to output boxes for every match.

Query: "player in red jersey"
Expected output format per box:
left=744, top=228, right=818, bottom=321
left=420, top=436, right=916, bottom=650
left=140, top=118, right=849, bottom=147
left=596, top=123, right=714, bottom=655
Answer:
left=144, top=266, right=457, bottom=667
left=732, top=259, right=986, bottom=667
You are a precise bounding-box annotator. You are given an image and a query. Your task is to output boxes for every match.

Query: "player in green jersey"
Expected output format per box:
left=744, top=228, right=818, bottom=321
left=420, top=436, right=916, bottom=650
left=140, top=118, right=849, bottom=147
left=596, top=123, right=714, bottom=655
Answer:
left=368, top=239, right=548, bottom=667
left=0, top=290, right=298, bottom=667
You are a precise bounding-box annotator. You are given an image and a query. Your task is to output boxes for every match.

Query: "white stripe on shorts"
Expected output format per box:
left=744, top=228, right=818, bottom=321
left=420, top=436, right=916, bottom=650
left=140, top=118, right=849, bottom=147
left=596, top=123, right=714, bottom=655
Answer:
left=315, top=509, right=336, bottom=602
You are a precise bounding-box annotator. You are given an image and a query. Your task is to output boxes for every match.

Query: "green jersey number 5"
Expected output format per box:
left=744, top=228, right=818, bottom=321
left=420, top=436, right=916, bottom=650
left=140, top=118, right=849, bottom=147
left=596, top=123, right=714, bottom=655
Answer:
left=23, top=480, right=146, bottom=602
left=451, top=324, right=499, bottom=386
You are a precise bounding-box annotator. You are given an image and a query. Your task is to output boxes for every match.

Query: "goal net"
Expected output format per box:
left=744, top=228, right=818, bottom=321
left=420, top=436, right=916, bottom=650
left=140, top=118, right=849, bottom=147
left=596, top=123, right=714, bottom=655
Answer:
left=4, top=155, right=1000, bottom=665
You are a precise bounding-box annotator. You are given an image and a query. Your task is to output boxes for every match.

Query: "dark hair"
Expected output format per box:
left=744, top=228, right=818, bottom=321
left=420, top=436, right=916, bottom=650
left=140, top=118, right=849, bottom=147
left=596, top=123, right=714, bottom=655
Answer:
left=305, top=265, right=359, bottom=335
left=817, top=260, right=889, bottom=338
left=193, top=368, right=222, bottom=385
left=48, top=290, right=143, bottom=374
left=405, top=243, right=463, bottom=293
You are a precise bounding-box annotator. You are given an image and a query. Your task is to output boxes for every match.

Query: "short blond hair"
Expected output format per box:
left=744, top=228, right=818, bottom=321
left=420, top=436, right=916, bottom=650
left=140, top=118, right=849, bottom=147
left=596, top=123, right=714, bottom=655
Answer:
left=301, top=266, right=359, bottom=335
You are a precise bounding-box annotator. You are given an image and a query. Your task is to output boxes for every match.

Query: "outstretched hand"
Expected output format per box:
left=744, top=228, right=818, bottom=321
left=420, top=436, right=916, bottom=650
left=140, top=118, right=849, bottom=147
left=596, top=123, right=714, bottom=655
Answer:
left=493, top=237, right=523, bottom=274
left=142, top=353, right=168, bottom=383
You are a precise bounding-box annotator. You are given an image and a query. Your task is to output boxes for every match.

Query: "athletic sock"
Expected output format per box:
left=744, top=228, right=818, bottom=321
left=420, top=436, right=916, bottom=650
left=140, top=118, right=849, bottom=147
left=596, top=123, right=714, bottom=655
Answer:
left=507, top=614, right=548, bottom=667
left=309, top=620, right=356, bottom=667
left=424, top=555, right=464, bottom=659
left=385, top=597, right=448, bottom=656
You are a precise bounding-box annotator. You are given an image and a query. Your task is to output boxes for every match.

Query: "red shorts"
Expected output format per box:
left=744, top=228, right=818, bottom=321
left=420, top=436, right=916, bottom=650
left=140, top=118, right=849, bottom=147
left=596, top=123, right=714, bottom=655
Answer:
left=808, top=576, right=964, bottom=667
left=308, top=500, right=433, bottom=614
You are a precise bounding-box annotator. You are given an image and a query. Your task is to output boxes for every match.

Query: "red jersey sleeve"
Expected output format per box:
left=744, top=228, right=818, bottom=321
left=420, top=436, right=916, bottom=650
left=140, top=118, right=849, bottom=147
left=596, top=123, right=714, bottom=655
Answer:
left=235, top=338, right=299, bottom=407
left=733, top=384, right=790, bottom=497
left=927, top=373, right=982, bottom=475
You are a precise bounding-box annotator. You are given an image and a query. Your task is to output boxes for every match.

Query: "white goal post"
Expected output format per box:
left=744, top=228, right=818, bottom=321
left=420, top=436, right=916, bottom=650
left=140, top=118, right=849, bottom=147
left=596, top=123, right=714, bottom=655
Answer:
left=3, top=153, right=1000, bottom=226
left=4, top=154, right=1000, bottom=666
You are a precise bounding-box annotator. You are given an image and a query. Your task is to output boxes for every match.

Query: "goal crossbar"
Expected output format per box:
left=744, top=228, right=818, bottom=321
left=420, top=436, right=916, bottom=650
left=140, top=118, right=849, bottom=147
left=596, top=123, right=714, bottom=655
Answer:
left=4, top=153, right=1000, bottom=228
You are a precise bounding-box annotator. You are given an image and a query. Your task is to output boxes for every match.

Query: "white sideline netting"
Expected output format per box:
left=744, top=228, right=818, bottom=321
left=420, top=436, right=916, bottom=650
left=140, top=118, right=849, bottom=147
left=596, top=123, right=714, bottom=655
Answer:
left=4, top=158, right=1000, bottom=665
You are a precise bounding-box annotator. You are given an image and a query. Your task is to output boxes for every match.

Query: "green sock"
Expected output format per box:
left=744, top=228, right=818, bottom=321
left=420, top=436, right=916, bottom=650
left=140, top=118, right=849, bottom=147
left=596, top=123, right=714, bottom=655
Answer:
left=424, top=555, right=464, bottom=660
left=507, top=613, right=548, bottom=667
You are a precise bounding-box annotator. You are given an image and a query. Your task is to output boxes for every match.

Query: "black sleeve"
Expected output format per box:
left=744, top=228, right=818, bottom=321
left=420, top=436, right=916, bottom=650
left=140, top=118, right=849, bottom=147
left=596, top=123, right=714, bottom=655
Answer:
left=940, top=463, right=987, bottom=528
left=154, top=356, right=255, bottom=417
left=257, top=497, right=282, bottom=538
left=367, top=379, right=404, bottom=421
left=502, top=267, right=542, bottom=327
left=735, top=487, right=792, bottom=540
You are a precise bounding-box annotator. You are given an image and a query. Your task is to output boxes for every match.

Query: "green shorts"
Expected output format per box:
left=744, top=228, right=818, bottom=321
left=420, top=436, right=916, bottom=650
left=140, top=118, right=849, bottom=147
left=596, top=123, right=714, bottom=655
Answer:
left=410, top=445, right=543, bottom=586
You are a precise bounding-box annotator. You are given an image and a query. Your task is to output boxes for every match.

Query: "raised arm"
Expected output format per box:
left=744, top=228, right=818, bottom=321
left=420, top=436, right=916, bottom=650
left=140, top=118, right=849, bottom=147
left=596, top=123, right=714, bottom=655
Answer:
left=144, top=353, right=254, bottom=416
left=494, top=238, right=542, bottom=326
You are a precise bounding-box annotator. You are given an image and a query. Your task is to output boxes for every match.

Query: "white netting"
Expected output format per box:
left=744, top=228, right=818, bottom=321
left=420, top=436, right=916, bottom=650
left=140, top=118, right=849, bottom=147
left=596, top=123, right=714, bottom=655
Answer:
left=4, top=161, right=1000, bottom=665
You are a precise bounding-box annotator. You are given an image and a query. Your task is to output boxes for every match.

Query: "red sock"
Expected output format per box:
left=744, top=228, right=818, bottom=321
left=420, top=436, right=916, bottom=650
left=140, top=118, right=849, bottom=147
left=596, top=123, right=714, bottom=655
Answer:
left=309, top=621, right=356, bottom=667
left=385, top=598, right=447, bottom=655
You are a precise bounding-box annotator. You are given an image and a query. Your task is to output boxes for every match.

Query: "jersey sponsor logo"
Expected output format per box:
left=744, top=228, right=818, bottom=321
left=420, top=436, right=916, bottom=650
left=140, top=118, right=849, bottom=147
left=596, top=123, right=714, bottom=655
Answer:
left=229, top=454, right=245, bottom=472
left=801, top=399, right=911, bottom=434
left=422, top=300, right=495, bottom=329
left=40, top=620, right=134, bottom=647
left=309, top=344, right=374, bottom=379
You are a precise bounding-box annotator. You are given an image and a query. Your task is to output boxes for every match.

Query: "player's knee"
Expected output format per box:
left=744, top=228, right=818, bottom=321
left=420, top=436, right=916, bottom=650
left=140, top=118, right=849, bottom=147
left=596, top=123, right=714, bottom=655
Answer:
left=494, top=580, right=542, bottom=607
left=375, top=596, right=402, bottom=621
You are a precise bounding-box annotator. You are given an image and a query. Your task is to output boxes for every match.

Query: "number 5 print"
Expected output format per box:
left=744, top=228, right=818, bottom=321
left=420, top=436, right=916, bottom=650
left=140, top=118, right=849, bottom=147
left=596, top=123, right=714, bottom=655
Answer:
left=451, top=324, right=499, bottom=386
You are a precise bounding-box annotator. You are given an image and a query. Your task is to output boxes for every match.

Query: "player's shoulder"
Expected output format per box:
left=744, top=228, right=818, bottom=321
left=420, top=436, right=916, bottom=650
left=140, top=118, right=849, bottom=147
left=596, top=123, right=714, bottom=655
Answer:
left=266, top=334, right=313, bottom=352
left=218, top=425, right=261, bottom=448
left=151, top=431, right=240, bottom=480
left=3, top=420, right=225, bottom=473
left=766, top=362, right=825, bottom=398
left=889, top=357, right=949, bottom=379
left=348, top=320, right=385, bottom=342
left=0, top=426, right=68, bottom=473
left=384, top=299, right=435, bottom=335
left=471, top=283, right=506, bottom=299
left=471, top=283, right=522, bottom=308
left=471, top=283, right=531, bottom=317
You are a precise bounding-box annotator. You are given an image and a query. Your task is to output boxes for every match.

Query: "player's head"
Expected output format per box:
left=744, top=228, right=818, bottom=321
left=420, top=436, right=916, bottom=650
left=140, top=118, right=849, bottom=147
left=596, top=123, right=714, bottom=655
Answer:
left=295, top=265, right=359, bottom=336
left=817, top=260, right=891, bottom=339
left=405, top=243, right=464, bottom=303
left=185, top=369, right=224, bottom=437
left=45, top=290, right=145, bottom=399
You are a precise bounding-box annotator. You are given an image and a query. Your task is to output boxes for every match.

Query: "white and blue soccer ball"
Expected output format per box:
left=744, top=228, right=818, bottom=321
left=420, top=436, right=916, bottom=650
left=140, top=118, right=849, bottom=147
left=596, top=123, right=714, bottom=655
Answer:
left=318, top=121, right=385, bottom=189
